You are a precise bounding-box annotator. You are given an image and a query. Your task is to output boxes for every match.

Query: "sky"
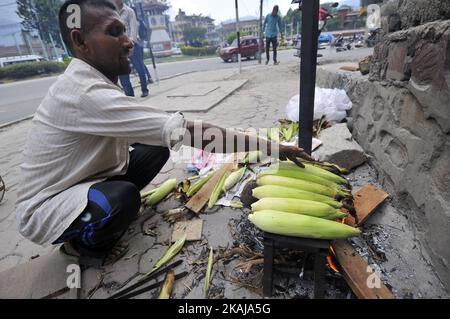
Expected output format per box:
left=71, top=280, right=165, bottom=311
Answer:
left=167, top=0, right=361, bottom=24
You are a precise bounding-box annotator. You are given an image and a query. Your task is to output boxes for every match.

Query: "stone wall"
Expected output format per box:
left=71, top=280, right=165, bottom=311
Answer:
left=316, top=20, right=450, bottom=290
left=381, top=0, right=450, bottom=33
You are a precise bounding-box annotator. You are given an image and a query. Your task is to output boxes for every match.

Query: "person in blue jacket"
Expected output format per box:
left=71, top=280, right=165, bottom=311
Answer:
left=263, top=5, right=284, bottom=65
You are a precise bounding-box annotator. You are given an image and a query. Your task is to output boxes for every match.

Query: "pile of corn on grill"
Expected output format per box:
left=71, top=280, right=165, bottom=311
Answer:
left=248, top=161, right=361, bottom=240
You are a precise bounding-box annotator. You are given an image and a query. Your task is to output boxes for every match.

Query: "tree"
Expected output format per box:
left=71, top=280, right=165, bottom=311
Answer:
left=282, top=8, right=302, bottom=35
left=182, top=26, right=207, bottom=46
left=16, top=0, right=62, bottom=46
left=226, top=32, right=249, bottom=45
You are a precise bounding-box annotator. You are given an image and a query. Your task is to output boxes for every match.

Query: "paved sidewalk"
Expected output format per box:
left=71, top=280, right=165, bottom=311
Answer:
left=0, top=57, right=447, bottom=298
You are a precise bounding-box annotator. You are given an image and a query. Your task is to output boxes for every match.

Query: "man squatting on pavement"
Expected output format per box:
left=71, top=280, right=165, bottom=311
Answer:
left=15, top=0, right=313, bottom=266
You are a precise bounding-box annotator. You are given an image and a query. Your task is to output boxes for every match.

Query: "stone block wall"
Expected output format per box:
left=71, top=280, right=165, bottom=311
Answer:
left=381, top=0, right=450, bottom=33
left=316, top=20, right=450, bottom=290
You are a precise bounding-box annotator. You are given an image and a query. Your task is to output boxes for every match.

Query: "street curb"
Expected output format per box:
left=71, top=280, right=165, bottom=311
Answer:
left=0, top=115, right=33, bottom=130
left=131, top=71, right=197, bottom=89
left=186, top=79, right=249, bottom=113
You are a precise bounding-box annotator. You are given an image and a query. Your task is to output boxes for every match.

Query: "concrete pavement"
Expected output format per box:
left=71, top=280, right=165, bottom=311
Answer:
left=0, top=48, right=372, bottom=126
left=2, top=47, right=444, bottom=299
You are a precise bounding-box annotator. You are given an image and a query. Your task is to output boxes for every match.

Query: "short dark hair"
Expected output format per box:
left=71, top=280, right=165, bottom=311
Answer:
left=58, top=0, right=117, bottom=55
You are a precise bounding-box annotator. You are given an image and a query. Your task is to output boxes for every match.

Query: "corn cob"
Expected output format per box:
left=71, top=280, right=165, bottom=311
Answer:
left=186, top=171, right=215, bottom=197
left=208, top=171, right=230, bottom=208
left=223, top=167, right=246, bottom=192
left=260, top=166, right=346, bottom=191
left=252, top=185, right=343, bottom=209
left=145, top=178, right=177, bottom=206
left=140, top=188, right=157, bottom=199
left=251, top=198, right=345, bottom=219
left=257, top=175, right=348, bottom=198
left=277, top=161, right=348, bottom=185
left=248, top=210, right=360, bottom=239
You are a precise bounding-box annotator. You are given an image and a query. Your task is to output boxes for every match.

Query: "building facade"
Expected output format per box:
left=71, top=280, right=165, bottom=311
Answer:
left=170, top=9, right=215, bottom=44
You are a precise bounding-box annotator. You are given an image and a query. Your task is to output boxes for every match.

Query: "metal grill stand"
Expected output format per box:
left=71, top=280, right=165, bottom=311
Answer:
left=263, top=232, right=330, bottom=299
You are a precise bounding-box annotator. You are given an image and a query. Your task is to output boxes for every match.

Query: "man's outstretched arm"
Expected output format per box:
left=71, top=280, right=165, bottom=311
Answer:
left=182, top=120, right=314, bottom=167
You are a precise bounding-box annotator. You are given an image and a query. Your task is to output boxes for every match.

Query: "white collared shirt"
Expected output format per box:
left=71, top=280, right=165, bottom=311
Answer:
left=15, top=58, right=185, bottom=246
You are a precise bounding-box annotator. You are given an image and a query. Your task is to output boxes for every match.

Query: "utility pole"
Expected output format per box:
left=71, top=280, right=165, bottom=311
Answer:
left=235, top=0, right=242, bottom=73
left=49, top=33, right=59, bottom=60
left=299, top=0, right=320, bottom=154
left=37, top=32, right=49, bottom=60
left=258, top=0, right=263, bottom=64
left=12, top=33, right=22, bottom=56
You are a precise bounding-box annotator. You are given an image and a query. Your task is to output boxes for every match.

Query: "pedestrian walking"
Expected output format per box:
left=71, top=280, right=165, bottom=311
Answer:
left=263, top=5, right=284, bottom=65
left=114, top=0, right=149, bottom=97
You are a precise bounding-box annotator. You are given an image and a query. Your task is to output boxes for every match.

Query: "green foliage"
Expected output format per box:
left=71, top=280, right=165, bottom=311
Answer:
left=16, top=0, right=62, bottom=46
left=182, top=26, right=207, bottom=44
left=282, top=8, right=302, bottom=34
left=0, top=61, right=66, bottom=80
left=180, top=45, right=217, bottom=56
left=226, top=32, right=249, bottom=45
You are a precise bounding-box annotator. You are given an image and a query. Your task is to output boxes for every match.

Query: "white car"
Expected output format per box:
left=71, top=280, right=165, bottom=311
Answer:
left=171, top=43, right=182, bottom=55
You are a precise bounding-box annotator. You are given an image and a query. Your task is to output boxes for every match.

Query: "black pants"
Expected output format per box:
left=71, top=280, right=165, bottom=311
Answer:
left=266, top=36, right=278, bottom=62
left=53, top=144, right=170, bottom=254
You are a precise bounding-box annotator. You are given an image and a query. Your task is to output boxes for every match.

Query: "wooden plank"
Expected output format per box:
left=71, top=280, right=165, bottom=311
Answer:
left=346, top=184, right=389, bottom=226
left=171, top=219, right=203, bottom=242
left=185, top=162, right=234, bottom=213
left=331, top=240, right=395, bottom=299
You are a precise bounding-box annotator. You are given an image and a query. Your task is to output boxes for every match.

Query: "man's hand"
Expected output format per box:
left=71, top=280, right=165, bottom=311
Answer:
left=278, top=144, right=315, bottom=168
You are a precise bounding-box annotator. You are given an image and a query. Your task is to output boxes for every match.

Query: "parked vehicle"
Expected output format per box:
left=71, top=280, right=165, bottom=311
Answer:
left=219, top=36, right=264, bottom=63
left=171, top=42, right=182, bottom=55
left=318, top=33, right=333, bottom=46
left=366, top=28, right=382, bottom=47
left=0, top=55, right=46, bottom=68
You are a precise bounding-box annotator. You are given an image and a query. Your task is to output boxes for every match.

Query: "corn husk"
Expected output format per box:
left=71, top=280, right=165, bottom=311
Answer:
left=145, top=178, right=177, bottom=206
left=158, top=270, right=175, bottom=299
left=204, top=246, right=214, bottom=298
left=145, top=235, right=186, bottom=277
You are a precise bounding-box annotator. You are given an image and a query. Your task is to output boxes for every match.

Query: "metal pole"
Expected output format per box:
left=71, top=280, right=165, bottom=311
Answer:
left=299, top=0, right=320, bottom=155
left=25, top=31, right=35, bottom=55
left=258, top=0, right=263, bottom=64
left=12, top=33, right=22, bottom=55
left=235, top=0, right=242, bottom=73
left=49, top=33, right=59, bottom=60
left=59, top=33, right=69, bottom=56
left=37, top=32, right=49, bottom=60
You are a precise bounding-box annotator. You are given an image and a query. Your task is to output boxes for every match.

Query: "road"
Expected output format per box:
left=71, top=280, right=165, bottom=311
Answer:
left=0, top=48, right=372, bottom=126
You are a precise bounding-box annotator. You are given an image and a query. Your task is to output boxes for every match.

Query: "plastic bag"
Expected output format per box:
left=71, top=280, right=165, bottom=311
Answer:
left=286, top=87, right=352, bottom=123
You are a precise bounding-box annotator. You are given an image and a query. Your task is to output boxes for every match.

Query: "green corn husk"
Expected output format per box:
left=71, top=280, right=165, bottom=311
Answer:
left=140, top=188, right=157, bottom=198
left=186, top=171, right=215, bottom=197
left=260, top=166, right=347, bottom=191
left=257, top=175, right=349, bottom=199
left=145, top=235, right=186, bottom=277
left=267, top=128, right=280, bottom=143
left=252, top=185, right=343, bottom=209
left=277, top=161, right=348, bottom=185
left=204, top=246, right=214, bottom=298
left=145, top=178, right=177, bottom=206
left=248, top=210, right=360, bottom=239
left=208, top=171, right=230, bottom=208
left=242, top=150, right=263, bottom=165
left=223, top=167, right=246, bottom=192
left=251, top=198, right=345, bottom=219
